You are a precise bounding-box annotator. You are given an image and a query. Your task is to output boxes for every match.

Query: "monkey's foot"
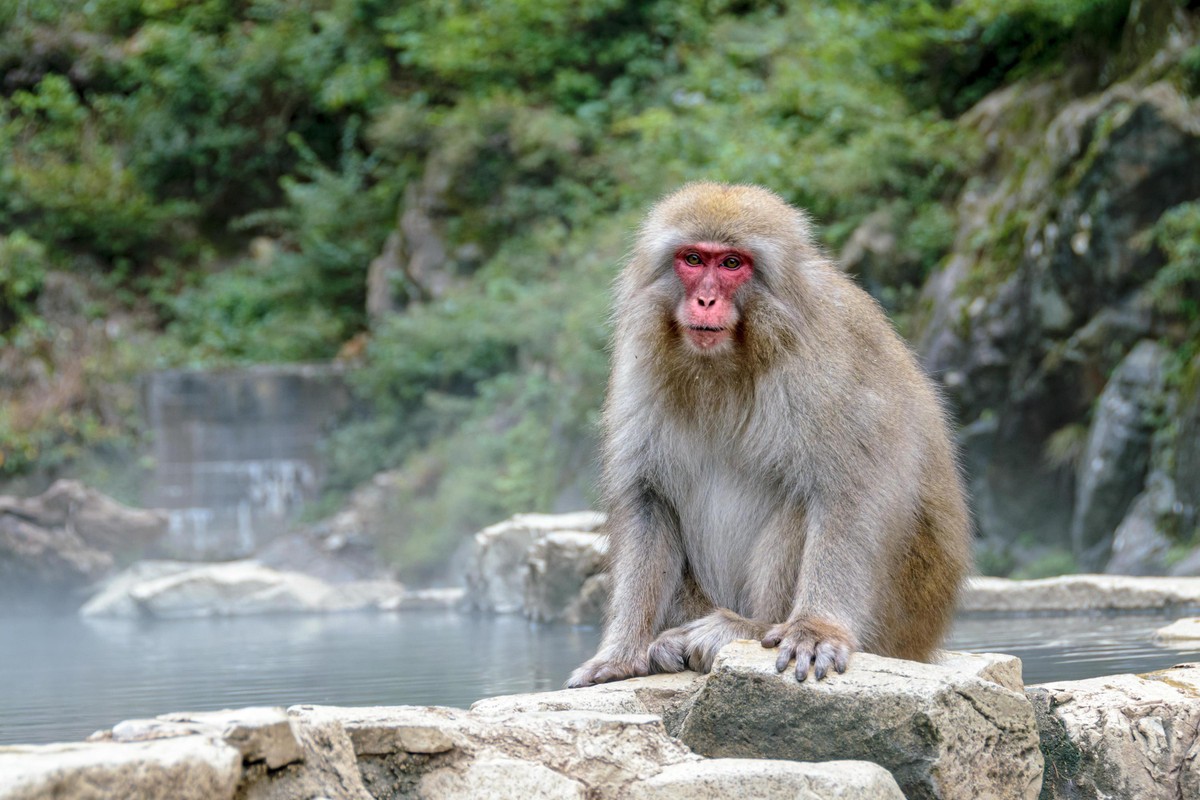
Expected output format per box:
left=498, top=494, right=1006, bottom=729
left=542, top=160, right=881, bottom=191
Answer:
left=761, top=616, right=856, bottom=682
left=566, top=651, right=651, bottom=688
left=648, top=609, right=769, bottom=674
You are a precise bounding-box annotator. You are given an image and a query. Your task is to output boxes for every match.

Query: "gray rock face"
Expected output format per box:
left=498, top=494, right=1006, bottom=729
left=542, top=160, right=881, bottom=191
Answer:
left=0, top=479, right=167, bottom=554
left=464, top=511, right=605, bottom=614
left=523, top=531, right=608, bottom=623
left=1104, top=488, right=1172, bottom=575
left=80, top=560, right=404, bottom=618
left=1072, top=340, right=1169, bottom=567
left=914, top=69, right=1200, bottom=556
left=1176, top=356, right=1200, bottom=537
left=676, top=641, right=1043, bottom=800
left=0, top=480, right=167, bottom=607
left=1028, top=663, right=1200, bottom=799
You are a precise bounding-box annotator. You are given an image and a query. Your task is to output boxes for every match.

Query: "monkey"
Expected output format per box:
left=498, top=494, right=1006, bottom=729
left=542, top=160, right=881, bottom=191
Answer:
left=567, top=182, right=971, bottom=687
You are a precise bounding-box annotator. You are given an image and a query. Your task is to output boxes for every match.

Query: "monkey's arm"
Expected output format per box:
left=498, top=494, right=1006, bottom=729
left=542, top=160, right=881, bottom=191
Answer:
left=761, top=490, right=892, bottom=681
left=567, top=483, right=684, bottom=687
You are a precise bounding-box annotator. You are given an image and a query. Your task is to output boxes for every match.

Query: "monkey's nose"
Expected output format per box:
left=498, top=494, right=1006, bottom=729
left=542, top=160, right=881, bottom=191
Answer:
left=696, top=296, right=717, bottom=308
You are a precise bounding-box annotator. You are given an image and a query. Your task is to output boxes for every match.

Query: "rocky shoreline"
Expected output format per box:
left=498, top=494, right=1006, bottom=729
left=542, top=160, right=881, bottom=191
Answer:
left=5, top=641, right=1200, bottom=799
left=10, top=508, right=1200, bottom=798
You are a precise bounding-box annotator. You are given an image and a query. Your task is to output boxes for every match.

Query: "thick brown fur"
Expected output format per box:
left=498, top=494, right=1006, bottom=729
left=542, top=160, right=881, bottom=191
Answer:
left=567, top=183, right=971, bottom=687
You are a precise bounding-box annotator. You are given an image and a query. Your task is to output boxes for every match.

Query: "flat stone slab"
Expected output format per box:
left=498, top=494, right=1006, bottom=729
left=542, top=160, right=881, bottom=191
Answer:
left=1028, top=663, right=1200, bottom=799
left=0, top=737, right=241, bottom=800
left=962, top=574, right=1200, bottom=614
left=676, top=641, right=1043, bottom=800
left=625, top=758, right=905, bottom=800
left=471, top=671, right=706, bottom=736
left=106, top=707, right=304, bottom=770
left=81, top=560, right=403, bottom=618
left=1154, top=616, right=1200, bottom=645
left=380, top=586, right=466, bottom=611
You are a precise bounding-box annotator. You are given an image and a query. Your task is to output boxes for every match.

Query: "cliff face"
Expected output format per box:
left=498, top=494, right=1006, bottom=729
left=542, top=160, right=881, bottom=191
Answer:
left=910, top=5, right=1200, bottom=575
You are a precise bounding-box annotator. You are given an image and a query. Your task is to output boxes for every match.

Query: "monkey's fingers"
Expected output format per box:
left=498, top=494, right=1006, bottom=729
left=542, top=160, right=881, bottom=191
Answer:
left=566, top=654, right=650, bottom=688
left=773, top=641, right=796, bottom=673
left=648, top=631, right=688, bottom=673
left=812, top=640, right=850, bottom=681
left=793, top=642, right=817, bottom=682
left=762, top=617, right=855, bottom=682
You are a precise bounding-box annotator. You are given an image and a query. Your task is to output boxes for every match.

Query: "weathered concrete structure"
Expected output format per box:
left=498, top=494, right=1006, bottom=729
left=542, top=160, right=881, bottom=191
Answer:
left=142, top=365, right=350, bottom=559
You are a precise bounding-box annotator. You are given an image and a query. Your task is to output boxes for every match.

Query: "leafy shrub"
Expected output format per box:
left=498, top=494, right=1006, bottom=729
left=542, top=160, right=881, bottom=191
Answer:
left=1150, top=201, right=1200, bottom=321
left=0, top=232, right=49, bottom=337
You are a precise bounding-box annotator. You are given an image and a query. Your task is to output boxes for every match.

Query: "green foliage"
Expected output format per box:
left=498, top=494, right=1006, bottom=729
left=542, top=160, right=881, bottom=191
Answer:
left=1150, top=201, right=1200, bottom=321
left=383, top=0, right=705, bottom=108
left=0, top=75, right=195, bottom=260
left=1, top=0, right=1160, bottom=572
left=0, top=232, right=49, bottom=336
left=1010, top=548, right=1079, bottom=580
left=1182, top=43, right=1200, bottom=95
left=875, top=0, right=1133, bottom=116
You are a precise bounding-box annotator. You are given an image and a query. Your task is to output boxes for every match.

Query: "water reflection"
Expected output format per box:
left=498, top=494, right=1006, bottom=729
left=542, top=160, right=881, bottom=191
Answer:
left=3, top=610, right=1199, bottom=746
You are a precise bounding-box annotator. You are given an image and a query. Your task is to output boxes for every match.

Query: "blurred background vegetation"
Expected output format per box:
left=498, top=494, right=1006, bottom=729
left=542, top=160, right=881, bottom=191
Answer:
left=2, top=0, right=1198, bottom=579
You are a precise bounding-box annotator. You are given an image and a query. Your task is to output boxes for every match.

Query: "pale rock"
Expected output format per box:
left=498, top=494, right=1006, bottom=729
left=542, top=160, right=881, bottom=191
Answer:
left=289, top=704, right=460, bottom=757
left=624, top=759, right=905, bottom=800
left=318, top=578, right=406, bottom=612
left=80, top=560, right=402, bottom=618
left=241, top=713, right=373, bottom=800
left=935, top=650, right=1025, bottom=693
left=99, top=705, right=375, bottom=800
left=464, top=511, right=604, bottom=614
left=471, top=672, right=706, bottom=736
left=0, top=479, right=167, bottom=554
left=524, top=531, right=608, bottom=623
left=155, top=708, right=304, bottom=770
left=962, top=574, right=1200, bottom=613
left=291, top=705, right=697, bottom=797
left=380, top=586, right=467, bottom=611
left=80, top=560, right=202, bottom=617
left=1027, top=663, right=1200, bottom=799
left=677, top=641, right=1043, bottom=800
left=1154, top=617, right=1200, bottom=645
left=0, top=737, right=241, bottom=800
left=419, top=756, right=587, bottom=799
left=562, top=572, right=608, bottom=626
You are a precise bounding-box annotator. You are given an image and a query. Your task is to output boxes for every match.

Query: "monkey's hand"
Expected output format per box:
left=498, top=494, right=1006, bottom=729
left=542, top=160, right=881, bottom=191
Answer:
left=761, top=616, right=856, bottom=682
left=566, top=650, right=651, bottom=688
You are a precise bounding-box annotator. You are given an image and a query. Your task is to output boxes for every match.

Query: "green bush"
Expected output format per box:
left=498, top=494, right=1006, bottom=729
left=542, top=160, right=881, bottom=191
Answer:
left=0, top=232, right=49, bottom=337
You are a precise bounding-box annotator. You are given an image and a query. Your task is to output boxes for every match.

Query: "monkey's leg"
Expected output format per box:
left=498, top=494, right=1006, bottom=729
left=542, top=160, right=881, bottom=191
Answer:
left=761, top=498, right=892, bottom=681
left=648, top=608, right=769, bottom=674
left=566, top=486, right=684, bottom=688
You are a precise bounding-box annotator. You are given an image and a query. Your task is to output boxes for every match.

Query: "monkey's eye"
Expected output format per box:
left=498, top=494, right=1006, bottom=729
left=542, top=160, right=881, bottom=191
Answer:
left=684, top=253, right=702, bottom=266
left=721, top=256, right=742, bottom=269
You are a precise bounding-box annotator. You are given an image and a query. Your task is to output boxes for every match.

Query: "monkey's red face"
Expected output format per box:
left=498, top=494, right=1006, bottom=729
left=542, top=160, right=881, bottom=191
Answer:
left=673, top=242, right=753, bottom=351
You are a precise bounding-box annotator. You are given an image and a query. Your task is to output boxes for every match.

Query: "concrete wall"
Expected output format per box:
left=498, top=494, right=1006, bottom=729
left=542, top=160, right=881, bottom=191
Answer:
left=142, top=365, right=351, bottom=559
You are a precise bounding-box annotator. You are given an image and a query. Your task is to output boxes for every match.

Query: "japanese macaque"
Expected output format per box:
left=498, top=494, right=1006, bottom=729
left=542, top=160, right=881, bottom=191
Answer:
left=567, top=183, right=971, bottom=686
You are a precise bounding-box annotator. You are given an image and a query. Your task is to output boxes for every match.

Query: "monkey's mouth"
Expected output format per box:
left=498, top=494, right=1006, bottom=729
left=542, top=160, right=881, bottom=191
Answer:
left=684, top=324, right=731, bottom=350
